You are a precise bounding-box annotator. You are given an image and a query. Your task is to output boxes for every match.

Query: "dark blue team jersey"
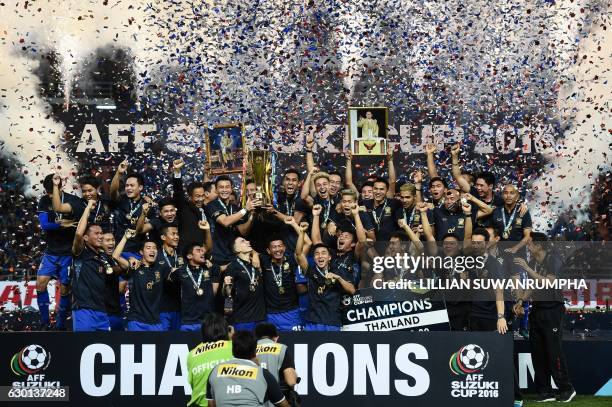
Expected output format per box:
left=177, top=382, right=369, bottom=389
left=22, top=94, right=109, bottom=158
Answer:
left=113, top=195, right=145, bottom=253
left=126, top=259, right=164, bottom=324
left=73, top=197, right=114, bottom=232
left=469, top=255, right=505, bottom=320
left=168, top=264, right=219, bottom=324
left=260, top=255, right=300, bottom=313
left=38, top=193, right=81, bottom=256
left=207, top=199, right=247, bottom=264
left=476, top=194, right=504, bottom=228
left=225, top=258, right=266, bottom=324
left=71, top=246, right=110, bottom=313
left=102, top=253, right=121, bottom=315
left=492, top=206, right=532, bottom=242
left=158, top=247, right=183, bottom=313
left=363, top=198, right=402, bottom=241
left=305, top=260, right=354, bottom=327
left=274, top=192, right=307, bottom=252
left=311, top=195, right=333, bottom=232
left=329, top=209, right=374, bottom=232
left=432, top=206, right=477, bottom=241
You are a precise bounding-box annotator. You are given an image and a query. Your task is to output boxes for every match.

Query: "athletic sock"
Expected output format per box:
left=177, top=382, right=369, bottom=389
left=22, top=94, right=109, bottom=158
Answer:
left=56, top=294, right=71, bottom=330
left=37, top=290, right=50, bottom=326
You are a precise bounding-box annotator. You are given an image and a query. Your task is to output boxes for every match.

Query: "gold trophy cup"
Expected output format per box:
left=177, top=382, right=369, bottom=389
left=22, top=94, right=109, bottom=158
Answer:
left=246, top=150, right=273, bottom=208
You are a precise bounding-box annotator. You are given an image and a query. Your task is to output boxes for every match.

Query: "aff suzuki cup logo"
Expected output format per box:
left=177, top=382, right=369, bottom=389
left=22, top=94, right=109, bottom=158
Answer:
left=11, top=344, right=51, bottom=376
left=449, top=344, right=489, bottom=375
left=450, top=344, right=499, bottom=399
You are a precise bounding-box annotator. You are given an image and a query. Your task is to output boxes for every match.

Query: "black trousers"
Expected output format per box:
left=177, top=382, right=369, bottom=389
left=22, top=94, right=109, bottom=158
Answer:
left=470, top=316, right=523, bottom=401
left=529, top=304, right=573, bottom=394
left=447, top=302, right=470, bottom=331
left=468, top=316, right=497, bottom=331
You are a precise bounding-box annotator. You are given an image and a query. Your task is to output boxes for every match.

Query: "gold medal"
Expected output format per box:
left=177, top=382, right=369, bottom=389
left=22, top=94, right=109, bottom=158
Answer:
left=106, top=266, right=113, bottom=275
left=283, top=262, right=289, bottom=271
left=196, top=288, right=204, bottom=296
left=317, top=285, right=325, bottom=294
left=249, top=283, right=257, bottom=292
left=503, top=231, right=509, bottom=239
left=126, top=214, right=131, bottom=221
left=279, top=287, right=285, bottom=294
left=321, top=221, right=327, bottom=229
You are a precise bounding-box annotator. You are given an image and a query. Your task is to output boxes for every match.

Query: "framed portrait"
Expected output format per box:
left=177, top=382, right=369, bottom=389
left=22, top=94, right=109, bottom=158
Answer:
left=348, top=106, right=389, bottom=156
left=205, top=122, right=246, bottom=174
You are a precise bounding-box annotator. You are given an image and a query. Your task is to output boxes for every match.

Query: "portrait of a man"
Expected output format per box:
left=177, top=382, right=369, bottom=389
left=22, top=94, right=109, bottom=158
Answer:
left=206, top=123, right=245, bottom=174
left=349, top=106, right=388, bottom=155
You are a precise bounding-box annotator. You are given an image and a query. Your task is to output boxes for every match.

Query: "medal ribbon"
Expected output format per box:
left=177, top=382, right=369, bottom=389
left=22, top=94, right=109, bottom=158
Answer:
left=92, top=201, right=102, bottom=221
left=314, top=265, right=328, bottom=279
left=128, top=199, right=143, bottom=219
left=404, top=206, right=416, bottom=226
left=271, top=261, right=284, bottom=288
left=285, top=195, right=295, bottom=216
left=185, top=265, right=203, bottom=291
left=163, top=248, right=178, bottom=268
left=217, top=198, right=234, bottom=216
left=322, top=200, right=331, bottom=224
left=502, top=204, right=519, bottom=236
left=100, top=254, right=113, bottom=274
left=372, top=198, right=388, bottom=228
left=237, top=258, right=256, bottom=286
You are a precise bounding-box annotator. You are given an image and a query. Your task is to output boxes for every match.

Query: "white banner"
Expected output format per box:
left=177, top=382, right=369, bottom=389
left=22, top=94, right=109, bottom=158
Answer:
left=0, top=280, right=57, bottom=310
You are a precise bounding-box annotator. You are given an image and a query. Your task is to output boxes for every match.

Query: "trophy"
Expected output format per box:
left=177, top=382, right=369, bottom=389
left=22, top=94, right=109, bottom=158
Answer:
left=245, top=149, right=275, bottom=209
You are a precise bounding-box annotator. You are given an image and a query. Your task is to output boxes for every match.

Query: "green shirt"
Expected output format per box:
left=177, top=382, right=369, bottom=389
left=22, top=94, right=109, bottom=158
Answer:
left=187, top=340, right=234, bottom=407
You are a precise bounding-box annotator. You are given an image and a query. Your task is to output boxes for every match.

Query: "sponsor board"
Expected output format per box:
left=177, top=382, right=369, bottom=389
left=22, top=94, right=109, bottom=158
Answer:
left=0, top=332, right=512, bottom=406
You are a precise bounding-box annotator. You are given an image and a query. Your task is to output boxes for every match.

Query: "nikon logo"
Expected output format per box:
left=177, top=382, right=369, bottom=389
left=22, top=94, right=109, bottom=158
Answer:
left=256, top=345, right=281, bottom=355
left=218, top=364, right=258, bottom=380
left=194, top=341, right=227, bottom=355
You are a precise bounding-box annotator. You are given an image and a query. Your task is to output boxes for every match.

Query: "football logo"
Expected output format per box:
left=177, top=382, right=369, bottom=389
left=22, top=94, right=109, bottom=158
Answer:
left=449, top=344, right=489, bottom=375
left=10, top=344, right=51, bottom=376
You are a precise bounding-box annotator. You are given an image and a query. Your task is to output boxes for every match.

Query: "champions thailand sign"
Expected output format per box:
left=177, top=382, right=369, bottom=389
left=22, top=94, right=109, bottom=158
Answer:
left=340, top=288, right=450, bottom=331
left=0, top=332, right=513, bottom=406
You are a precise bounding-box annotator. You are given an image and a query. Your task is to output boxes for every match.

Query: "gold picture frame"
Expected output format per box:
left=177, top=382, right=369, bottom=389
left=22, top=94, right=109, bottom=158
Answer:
left=348, top=106, right=389, bottom=156
left=205, top=122, right=246, bottom=174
